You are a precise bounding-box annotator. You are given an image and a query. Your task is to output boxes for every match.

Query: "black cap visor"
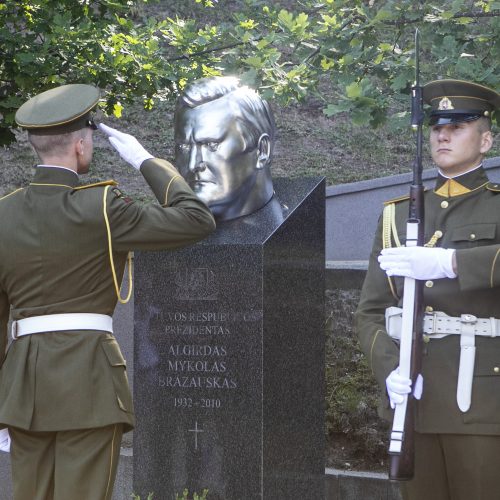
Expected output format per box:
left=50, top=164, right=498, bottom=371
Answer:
left=28, top=112, right=98, bottom=136
left=428, top=110, right=483, bottom=126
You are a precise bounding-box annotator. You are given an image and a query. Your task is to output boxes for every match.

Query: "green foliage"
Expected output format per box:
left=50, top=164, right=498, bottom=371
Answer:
left=240, top=0, right=500, bottom=127
left=132, top=493, right=154, bottom=500
left=175, top=488, right=209, bottom=500
left=2, top=0, right=500, bottom=145
left=132, top=488, right=209, bottom=499
left=0, top=0, right=220, bottom=145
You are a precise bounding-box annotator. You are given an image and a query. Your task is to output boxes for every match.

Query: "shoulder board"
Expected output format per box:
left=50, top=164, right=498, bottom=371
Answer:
left=0, top=187, right=24, bottom=202
left=486, top=182, right=500, bottom=192
left=383, top=194, right=410, bottom=206
left=73, top=180, right=118, bottom=191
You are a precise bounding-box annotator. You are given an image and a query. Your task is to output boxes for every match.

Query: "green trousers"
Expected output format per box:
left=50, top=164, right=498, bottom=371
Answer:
left=401, top=432, right=500, bottom=500
left=9, top=424, right=123, bottom=500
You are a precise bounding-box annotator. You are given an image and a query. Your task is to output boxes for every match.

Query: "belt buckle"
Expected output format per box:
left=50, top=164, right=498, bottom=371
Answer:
left=460, top=314, right=477, bottom=324
left=11, top=321, right=18, bottom=340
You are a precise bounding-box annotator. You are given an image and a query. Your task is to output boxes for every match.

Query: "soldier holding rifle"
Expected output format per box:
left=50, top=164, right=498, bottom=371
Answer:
left=355, top=79, right=500, bottom=500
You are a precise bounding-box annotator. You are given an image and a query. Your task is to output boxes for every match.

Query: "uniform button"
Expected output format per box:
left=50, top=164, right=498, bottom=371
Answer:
left=423, top=335, right=431, bottom=344
left=494, top=367, right=500, bottom=374
left=470, top=234, right=476, bottom=240
left=425, top=306, right=434, bottom=313
left=441, top=201, right=449, bottom=208
left=425, top=280, right=434, bottom=288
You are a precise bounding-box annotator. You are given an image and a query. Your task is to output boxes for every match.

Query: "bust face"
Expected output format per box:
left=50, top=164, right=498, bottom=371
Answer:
left=174, top=95, right=261, bottom=219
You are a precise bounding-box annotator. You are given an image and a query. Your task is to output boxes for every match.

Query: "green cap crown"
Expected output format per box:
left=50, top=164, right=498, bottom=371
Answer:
left=423, top=79, right=500, bottom=126
left=15, top=84, right=100, bottom=134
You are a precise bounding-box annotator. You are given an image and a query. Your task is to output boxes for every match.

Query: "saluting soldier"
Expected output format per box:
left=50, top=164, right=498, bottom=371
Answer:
left=355, top=79, right=500, bottom=500
left=0, top=84, right=215, bottom=499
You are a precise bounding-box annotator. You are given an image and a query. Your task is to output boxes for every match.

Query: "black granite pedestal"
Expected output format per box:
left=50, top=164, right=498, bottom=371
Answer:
left=133, top=178, right=325, bottom=500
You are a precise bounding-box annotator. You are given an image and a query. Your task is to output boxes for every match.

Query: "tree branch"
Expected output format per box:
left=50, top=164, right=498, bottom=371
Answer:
left=166, top=39, right=256, bottom=62
left=387, top=10, right=500, bottom=26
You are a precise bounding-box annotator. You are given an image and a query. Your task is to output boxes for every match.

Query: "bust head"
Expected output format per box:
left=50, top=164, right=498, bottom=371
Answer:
left=174, top=76, right=275, bottom=221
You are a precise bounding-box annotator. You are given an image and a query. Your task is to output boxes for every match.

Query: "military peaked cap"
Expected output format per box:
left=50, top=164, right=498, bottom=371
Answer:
left=423, top=79, right=500, bottom=126
left=15, top=84, right=100, bottom=134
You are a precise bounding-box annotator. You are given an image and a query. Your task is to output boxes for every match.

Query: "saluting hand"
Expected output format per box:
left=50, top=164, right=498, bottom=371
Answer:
left=99, top=123, right=154, bottom=170
left=378, top=246, right=457, bottom=280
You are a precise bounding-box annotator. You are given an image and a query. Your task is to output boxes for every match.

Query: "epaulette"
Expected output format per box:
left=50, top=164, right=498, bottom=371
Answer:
left=383, top=193, right=410, bottom=206
left=73, top=180, right=118, bottom=191
left=0, top=187, right=24, bottom=202
left=486, top=182, right=500, bottom=192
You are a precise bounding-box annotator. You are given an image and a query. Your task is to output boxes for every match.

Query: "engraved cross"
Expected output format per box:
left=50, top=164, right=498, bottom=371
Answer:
left=188, top=421, right=204, bottom=450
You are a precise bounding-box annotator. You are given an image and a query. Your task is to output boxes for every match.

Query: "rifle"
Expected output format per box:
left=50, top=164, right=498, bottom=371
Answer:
left=388, top=29, right=425, bottom=481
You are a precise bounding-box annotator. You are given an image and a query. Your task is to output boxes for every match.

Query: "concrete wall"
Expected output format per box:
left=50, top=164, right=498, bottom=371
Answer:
left=325, top=468, right=402, bottom=500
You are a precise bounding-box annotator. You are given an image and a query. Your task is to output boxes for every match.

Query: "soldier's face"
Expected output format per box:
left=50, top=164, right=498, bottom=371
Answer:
left=174, top=97, right=259, bottom=217
left=430, top=120, right=493, bottom=177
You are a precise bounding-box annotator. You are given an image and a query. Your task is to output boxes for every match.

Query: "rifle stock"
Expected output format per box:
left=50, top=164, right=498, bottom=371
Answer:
left=388, top=222, right=424, bottom=481
left=388, top=29, right=425, bottom=481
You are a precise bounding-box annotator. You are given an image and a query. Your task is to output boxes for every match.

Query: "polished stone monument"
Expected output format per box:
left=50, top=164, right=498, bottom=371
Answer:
left=133, top=177, right=325, bottom=499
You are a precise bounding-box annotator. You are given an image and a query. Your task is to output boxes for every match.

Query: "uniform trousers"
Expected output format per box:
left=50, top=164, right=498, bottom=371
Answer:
left=401, top=432, right=500, bottom=500
left=9, top=424, right=123, bottom=500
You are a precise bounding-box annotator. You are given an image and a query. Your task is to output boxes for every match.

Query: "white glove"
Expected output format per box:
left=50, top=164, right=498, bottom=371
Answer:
left=378, top=247, right=457, bottom=280
left=99, top=123, right=154, bottom=170
left=386, top=368, right=423, bottom=409
left=0, top=428, right=11, bottom=453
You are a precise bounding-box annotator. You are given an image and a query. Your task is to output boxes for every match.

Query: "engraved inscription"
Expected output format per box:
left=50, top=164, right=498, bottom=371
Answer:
left=154, top=294, right=261, bottom=409
left=164, top=311, right=231, bottom=336
left=159, top=335, right=238, bottom=396
left=159, top=375, right=237, bottom=389
left=174, top=397, right=222, bottom=409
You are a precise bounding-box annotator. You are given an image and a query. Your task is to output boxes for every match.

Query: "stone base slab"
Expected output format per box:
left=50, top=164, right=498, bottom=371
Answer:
left=1, top=450, right=403, bottom=500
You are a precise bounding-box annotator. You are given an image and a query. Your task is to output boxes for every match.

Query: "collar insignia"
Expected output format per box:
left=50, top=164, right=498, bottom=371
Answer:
left=438, top=97, right=454, bottom=110
left=435, top=179, right=471, bottom=198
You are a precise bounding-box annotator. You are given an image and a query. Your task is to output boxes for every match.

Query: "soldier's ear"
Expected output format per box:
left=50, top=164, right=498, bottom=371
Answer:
left=480, top=130, right=493, bottom=155
left=75, top=137, right=85, bottom=156
left=256, top=134, right=271, bottom=170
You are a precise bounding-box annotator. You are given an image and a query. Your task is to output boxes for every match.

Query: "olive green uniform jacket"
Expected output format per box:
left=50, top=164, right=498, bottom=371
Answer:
left=355, top=166, right=500, bottom=435
left=0, top=160, right=215, bottom=433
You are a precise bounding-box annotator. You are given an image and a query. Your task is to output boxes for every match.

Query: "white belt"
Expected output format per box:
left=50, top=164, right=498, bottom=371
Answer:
left=386, top=306, right=500, bottom=413
left=12, top=313, right=113, bottom=340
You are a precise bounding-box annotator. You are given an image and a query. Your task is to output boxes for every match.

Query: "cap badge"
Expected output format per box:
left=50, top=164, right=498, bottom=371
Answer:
left=438, top=97, right=454, bottom=110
